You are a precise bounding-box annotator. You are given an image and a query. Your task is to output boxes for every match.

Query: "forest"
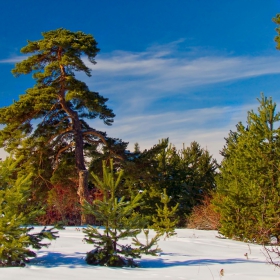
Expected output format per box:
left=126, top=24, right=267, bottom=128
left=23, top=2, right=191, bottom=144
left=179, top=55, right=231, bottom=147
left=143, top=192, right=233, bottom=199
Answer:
left=0, top=14, right=280, bottom=268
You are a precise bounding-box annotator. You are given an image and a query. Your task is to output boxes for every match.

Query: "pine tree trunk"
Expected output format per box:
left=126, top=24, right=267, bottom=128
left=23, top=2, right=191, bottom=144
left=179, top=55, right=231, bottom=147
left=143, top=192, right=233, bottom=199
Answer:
left=74, top=117, right=91, bottom=225
left=59, top=87, right=91, bottom=225
left=77, top=170, right=90, bottom=225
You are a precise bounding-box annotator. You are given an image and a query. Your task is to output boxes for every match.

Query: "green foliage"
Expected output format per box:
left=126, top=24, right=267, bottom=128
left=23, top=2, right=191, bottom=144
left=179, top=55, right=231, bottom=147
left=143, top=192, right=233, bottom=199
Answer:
left=153, top=139, right=218, bottom=226
left=0, top=157, right=58, bottom=266
left=152, top=189, right=179, bottom=239
left=134, top=142, right=140, bottom=153
left=132, top=229, right=161, bottom=255
left=273, top=14, right=280, bottom=50
left=117, top=139, right=217, bottom=227
left=83, top=159, right=160, bottom=267
left=111, top=140, right=168, bottom=218
left=214, top=94, right=280, bottom=243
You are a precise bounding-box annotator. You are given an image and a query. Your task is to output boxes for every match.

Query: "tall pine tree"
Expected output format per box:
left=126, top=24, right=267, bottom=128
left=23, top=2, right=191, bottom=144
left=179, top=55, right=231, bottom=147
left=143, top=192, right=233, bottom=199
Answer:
left=0, top=29, right=115, bottom=223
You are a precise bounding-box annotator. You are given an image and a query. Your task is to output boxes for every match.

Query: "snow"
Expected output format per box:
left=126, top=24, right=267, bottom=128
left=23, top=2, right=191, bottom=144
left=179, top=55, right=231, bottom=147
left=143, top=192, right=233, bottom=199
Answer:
left=2, top=227, right=280, bottom=279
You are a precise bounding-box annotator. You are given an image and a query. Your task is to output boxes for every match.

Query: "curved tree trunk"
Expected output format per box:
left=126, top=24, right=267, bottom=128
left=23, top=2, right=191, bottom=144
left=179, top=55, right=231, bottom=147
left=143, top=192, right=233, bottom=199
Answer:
left=58, top=51, right=90, bottom=224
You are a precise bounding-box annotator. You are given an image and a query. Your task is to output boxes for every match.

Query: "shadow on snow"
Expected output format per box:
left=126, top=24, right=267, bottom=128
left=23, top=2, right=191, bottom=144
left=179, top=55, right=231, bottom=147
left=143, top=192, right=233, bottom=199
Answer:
left=140, top=257, right=264, bottom=268
left=29, top=251, right=88, bottom=269
left=29, top=251, right=264, bottom=269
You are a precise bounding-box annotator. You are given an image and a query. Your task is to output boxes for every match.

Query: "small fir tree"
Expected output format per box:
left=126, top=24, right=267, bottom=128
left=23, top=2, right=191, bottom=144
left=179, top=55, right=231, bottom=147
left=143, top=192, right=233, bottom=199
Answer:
left=83, top=159, right=160, bottom=267
left=151, top=189, right=179, bottom=240
left=0, top=157, right=58, bottom=266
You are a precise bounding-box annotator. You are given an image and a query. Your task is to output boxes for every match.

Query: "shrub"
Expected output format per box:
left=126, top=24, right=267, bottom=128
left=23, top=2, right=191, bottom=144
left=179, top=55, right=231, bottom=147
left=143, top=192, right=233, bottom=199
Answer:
left=187, top=194, right=220, bottom=230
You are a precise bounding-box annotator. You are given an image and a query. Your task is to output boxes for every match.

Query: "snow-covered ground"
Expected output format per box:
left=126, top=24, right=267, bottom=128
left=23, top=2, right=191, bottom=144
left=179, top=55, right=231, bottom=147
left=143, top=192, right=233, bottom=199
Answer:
left=2, top=228, right=280, bottom=280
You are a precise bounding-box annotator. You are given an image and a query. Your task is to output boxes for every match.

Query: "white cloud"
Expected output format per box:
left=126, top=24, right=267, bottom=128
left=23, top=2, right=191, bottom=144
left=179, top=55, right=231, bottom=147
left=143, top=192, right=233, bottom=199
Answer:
left=78, top=42, right=280, bottom=115
left=86, top=48, right=280, bottom=90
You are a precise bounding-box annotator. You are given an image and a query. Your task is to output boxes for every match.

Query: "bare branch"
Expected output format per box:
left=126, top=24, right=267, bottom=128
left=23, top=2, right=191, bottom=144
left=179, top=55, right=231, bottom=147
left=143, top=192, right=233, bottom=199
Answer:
left=82, top=129, right=107, bottom=145
left=84, top=135, right=103, bottom=146
left=47, top=128, right=74, bottom=145
left=263, top=245, right=280, bottom=268
left=83, top=133, right=125, bottom=161
left=42, top=103, right=59, bottom=123
left=53, top=116, right=71, bottom=127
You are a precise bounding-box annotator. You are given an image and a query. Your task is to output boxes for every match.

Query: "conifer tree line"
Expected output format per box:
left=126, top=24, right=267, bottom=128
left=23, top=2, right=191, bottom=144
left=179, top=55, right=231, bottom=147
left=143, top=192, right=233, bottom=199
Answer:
left=0, top=28, right=217, bottom=266
left=1, top=12, right=280, bottom=267
left=0, top=28, right=218, bottom=227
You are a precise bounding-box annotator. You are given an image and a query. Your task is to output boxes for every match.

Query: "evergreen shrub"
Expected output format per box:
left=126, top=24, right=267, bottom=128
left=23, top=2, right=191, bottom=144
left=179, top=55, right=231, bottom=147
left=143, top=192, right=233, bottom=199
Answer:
left=0, top=157, right=58, bottom=266
left=83, top=160, right=161, bottom=267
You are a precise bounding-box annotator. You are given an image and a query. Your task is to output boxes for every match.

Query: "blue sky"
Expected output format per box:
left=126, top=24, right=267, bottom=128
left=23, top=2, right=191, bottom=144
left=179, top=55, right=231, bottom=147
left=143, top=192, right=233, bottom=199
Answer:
left=1, top=0, right=280, bottom=162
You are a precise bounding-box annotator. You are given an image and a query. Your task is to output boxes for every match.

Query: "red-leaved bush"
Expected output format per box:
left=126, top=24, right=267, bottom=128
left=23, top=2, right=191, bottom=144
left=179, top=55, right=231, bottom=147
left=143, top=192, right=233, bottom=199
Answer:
left=37, top=184, right=81, bottom=225
left=187, top=195, right=220, bottom=230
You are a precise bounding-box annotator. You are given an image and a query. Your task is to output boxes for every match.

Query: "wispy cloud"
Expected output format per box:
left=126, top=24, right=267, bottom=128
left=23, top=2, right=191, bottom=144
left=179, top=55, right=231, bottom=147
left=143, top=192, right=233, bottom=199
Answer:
left=86, top=45, right=280, bottom=84
left=0, top=56, right=27, bottom=64
left=79, top=42, right=280, bottom=115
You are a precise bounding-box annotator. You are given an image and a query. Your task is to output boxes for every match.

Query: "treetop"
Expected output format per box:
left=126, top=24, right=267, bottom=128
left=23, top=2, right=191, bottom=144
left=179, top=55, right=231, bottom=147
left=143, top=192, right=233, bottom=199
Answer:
left=12, top=28, right=100, bottom=78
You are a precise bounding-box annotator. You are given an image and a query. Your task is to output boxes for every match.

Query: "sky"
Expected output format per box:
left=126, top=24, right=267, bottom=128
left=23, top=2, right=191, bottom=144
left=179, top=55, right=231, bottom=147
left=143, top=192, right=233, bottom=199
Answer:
left=1, top=0, right=280, bottom=162
left=3, top=227, right=280, bottom=279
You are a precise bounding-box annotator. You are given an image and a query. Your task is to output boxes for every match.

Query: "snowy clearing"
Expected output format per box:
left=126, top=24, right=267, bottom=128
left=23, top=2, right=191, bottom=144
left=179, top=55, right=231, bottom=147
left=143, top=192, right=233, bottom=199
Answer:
left=2, top=227, right=280, bottom=280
